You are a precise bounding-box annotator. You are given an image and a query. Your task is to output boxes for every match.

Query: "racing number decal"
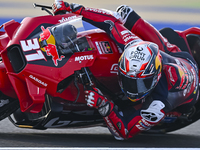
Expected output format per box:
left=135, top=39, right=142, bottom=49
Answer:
left=20, top=38, right=46, bottom=62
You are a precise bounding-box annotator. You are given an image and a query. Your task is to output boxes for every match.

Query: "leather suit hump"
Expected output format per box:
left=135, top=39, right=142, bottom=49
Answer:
left=160, top=51, right=199, bottom=110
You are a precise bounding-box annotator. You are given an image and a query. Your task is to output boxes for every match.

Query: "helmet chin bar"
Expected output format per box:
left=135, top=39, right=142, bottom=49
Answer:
left=127, top=91, right=149, bottom=102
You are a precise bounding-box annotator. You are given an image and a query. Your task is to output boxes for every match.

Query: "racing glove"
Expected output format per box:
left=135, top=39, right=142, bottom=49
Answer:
left=116, top=5, right=133, bottom=24
left=85, top=88, right=114, bottom=117
left=52, top=0, right=84, bottom=15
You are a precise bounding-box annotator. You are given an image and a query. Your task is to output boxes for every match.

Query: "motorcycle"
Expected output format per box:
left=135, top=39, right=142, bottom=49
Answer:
left=0, top=3, right=200, bottom=133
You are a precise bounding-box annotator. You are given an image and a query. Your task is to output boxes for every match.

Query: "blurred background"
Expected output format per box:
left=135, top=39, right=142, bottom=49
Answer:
left=0, top=0, right=200, bottom=30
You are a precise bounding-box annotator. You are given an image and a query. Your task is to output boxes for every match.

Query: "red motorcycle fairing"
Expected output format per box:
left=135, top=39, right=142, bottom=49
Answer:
left=0, top=62, right=17, bottom=97
left=5, top=50, right=98, bottom=113
left=0, top=14, right=122, bottom=113
left=0, top=30, right=9, bottom=51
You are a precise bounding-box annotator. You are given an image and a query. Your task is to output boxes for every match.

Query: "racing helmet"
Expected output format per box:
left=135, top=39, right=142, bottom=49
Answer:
left=118, top=41, right=162, bottom=102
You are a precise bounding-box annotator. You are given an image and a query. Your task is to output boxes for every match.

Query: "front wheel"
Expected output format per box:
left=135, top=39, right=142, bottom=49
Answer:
left=0, top=93, right=20, bottom=121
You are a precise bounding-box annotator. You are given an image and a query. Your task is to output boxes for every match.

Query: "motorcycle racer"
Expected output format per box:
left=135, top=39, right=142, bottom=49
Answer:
left=52, top=0, right=199, bottom=140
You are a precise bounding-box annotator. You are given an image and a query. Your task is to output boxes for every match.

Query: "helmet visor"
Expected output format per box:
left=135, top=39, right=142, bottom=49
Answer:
left=119, top=71, right=156, bottom=99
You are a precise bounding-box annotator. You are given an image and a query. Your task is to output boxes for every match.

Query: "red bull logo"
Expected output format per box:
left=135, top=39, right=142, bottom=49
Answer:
left=39, top=26, right=65, bottom=66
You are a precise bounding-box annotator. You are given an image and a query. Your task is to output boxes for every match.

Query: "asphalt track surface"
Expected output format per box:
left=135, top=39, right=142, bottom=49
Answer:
left=0, top=118, right=200, bottom=147
left=1, top=0, right=200, bottom=148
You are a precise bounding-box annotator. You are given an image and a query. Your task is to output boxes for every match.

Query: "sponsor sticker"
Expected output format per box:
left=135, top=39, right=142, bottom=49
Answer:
left=75, top=55, right=94, bottom=62
left=95, top=41, right=113, bottom=54
left=29, top=75, right=48, bottom=87
left=110, top=64, right=118, bottom=74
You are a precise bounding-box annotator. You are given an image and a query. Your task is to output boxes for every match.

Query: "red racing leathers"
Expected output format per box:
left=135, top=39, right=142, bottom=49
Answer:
left=55, top=3, right=199, bottom=140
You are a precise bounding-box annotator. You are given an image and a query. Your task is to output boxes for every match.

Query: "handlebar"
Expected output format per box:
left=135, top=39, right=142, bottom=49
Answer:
left=33, top=3, right=52, bottom=9
left=33, top=3, right=53, bottom=15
